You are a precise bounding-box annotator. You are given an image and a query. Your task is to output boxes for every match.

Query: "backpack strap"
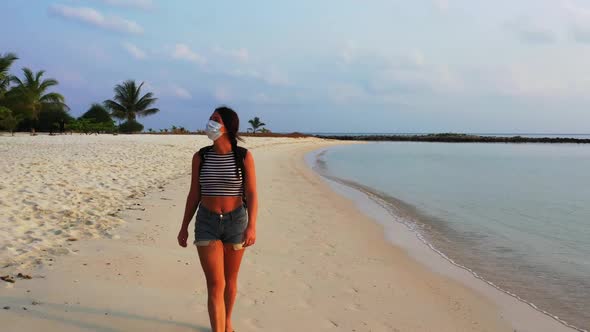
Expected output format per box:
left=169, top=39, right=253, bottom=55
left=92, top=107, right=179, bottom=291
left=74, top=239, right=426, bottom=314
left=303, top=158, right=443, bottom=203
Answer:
left=235, top=146, right=248, bottom=204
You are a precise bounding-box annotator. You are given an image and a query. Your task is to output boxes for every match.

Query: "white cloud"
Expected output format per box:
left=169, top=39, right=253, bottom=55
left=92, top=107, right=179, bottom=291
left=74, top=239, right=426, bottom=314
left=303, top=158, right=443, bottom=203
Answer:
left=333, top=46, right=467, bottom=105
left=142, top=81, right=158, bottom=94
left=264, top=67, right=290, bottom=86
left=214, top=87, right=231, bottom=102
left=213, top=47, right=250, bottom=63
left=327, top=82, right=413, bottom=107
left=398, top=50, right=426, bottom=69
left=433, top=0, right=449, bottom=12
left=142, top=82, right=192, bottom=100
left=329, top=84, right=367, bottom=104
left=489, top=62, right=590, bottom=98
left=250, top=93, right=273, bottom=104
left=374, top=63, right=464, bottom=95
left=122, top=42, right=146, bottom=59
left=92, top=0, right=154, bottom=10
left=340, top=40, right=359, bottom=64
left=53, top=67, right=86, bottom=86
left=228, top=67, right=289, bottom=86
left=505, top=18, right=556, bottom=44
left=339, top=43, right=424, bottom=70
left=172, top=44, right=207, bottom=65
left=172, top=86, right=192, bottom=99
left=48, top=4, right=143, bottom=35
left=572, top=26, right=590, bottom=43
left=562, top=0, right=590, bottom=43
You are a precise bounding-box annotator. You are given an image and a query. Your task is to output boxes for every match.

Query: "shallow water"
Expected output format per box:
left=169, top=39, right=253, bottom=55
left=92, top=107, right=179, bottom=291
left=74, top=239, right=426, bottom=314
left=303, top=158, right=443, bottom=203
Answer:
left=316, top=142, right=590, bottom=331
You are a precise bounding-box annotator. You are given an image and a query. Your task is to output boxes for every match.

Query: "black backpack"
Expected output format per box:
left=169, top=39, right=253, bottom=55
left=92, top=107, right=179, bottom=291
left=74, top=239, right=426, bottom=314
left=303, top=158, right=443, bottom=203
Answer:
left=198, top=145, right=248, bottom=203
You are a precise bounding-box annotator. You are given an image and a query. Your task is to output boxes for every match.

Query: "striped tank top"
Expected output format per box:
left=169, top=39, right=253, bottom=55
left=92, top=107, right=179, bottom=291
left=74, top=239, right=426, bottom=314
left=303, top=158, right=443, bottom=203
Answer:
left=199, top=149, right=243, bottom=197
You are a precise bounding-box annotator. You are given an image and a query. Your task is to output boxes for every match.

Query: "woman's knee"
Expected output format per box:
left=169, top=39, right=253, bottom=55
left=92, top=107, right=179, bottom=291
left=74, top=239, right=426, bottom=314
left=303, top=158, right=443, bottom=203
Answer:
left=207, top=278, right=226, bottom=294
left=224, top=277, right=238, bottom=291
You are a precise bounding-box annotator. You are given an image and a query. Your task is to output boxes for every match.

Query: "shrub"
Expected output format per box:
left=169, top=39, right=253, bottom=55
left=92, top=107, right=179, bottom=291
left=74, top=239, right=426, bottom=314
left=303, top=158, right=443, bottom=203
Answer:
left=118, top=120, right=144, bottom=133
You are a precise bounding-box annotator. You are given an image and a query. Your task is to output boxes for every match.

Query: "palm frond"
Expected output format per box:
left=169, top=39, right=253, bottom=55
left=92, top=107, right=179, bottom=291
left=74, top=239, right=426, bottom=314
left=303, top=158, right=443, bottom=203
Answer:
left=0, top=53, right=18, bottom=79
left=0, top=78, right=11, bottom=92
left=135, top=81, right=144, bottom=104
left=135, top=92, right=157, bottom=111
left=10, top=75, right=24, bottom=87
left=40, top=92, right=68, bottom=110
left=137, top=107, right=159, bottom=117
left=34, top=70, right=46, bottom=85
left=22, top=68, right=36, bottom=87
left=39, top=78, right=59, bottom=92
left=104, top=99, right=128, bottom=120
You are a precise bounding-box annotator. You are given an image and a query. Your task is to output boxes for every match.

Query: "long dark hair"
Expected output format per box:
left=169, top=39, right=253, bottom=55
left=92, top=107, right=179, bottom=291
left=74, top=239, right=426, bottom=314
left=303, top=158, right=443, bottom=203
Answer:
left=215, top=106, right=243, bottom=177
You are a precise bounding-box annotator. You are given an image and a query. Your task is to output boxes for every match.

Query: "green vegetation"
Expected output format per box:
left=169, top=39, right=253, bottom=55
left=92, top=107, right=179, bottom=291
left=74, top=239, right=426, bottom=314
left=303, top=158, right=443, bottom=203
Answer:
left=0, top=106, right=22, bottom=136
left=248, top=116, right=266, bottom=134
left=70, top=103, right=117, bottom=134
left=118, top=120, right=144, bottom=133
left=3, top=67, right=69, bottom=134
left=81, top=103, right=112, bottom=123
left=0, top=51, right=160, bottom=135
left=0, top=53, right=18, bottom=100
left=170, top=125, right=189, bottom=134
left=104, top=80, right=159, bottom=134
left=68, top=118, right=117, bottom=134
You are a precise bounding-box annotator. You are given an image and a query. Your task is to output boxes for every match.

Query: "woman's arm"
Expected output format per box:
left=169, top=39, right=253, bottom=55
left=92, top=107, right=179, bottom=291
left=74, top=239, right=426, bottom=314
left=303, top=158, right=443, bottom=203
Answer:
left=243, top=150, right=258, bottom=247
left=180, top=152, right=202, bottom=231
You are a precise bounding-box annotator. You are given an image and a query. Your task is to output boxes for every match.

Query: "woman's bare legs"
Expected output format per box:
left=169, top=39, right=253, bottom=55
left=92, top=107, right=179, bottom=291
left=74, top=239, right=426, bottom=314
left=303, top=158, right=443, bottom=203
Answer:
left=197, top=241, right=226, bottom=332
left=223, top=244, right=245, bottom=332
left=197, top=241, right=246, bottom=332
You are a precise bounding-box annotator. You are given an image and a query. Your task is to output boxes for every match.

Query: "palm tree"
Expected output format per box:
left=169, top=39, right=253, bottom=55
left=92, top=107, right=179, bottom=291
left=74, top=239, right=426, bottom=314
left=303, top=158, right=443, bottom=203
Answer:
left=7, top=68, right=68, bottom=134
left=0, top=53, right=18, bottom=98
left=248, top=117, right=266, bottom=134
left=104, top=80, right=159, bottom=125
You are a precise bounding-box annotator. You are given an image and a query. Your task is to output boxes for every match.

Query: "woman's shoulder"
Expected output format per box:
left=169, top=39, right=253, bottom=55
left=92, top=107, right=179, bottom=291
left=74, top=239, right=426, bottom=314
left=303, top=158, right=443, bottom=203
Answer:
left=198, top=145, right=214, bottom=153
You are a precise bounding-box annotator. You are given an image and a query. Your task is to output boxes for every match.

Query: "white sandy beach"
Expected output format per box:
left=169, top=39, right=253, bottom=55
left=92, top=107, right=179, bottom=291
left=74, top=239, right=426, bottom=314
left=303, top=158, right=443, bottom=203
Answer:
left=0, top=134, right=578, bottom=331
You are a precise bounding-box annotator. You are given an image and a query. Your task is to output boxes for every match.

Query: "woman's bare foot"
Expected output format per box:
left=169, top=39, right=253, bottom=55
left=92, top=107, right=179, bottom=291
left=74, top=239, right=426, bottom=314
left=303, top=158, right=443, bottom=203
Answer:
left=225, top=321, right=234, bottom=332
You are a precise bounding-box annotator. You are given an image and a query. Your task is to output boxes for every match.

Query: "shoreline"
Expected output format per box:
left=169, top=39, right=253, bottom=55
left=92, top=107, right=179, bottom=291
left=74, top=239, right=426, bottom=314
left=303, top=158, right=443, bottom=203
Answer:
left=307, top=145, right=584, bottom=332
left=315, top=133, right=590, bottom=144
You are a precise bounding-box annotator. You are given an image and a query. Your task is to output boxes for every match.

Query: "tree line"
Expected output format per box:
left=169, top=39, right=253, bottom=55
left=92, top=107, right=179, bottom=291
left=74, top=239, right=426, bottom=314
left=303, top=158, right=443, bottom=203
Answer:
left=0, top=51, right=269, bottom=136
left=0, top=52, right=159, bottom=135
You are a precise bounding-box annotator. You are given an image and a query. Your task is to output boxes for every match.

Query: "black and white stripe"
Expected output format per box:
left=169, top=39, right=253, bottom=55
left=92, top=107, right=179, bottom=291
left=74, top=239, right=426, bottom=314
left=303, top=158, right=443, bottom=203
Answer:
left=200, top=150, right=243, bottom=197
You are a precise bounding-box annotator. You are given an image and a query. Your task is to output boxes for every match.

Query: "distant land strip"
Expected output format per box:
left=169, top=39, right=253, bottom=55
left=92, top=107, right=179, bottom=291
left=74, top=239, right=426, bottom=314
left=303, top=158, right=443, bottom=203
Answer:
left=313, top=133, right=590, bottom=144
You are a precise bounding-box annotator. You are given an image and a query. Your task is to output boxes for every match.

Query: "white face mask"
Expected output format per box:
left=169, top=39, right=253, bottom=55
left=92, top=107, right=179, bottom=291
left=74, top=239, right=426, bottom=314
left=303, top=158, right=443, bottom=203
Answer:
left=205, top=120, right=223, bottom=141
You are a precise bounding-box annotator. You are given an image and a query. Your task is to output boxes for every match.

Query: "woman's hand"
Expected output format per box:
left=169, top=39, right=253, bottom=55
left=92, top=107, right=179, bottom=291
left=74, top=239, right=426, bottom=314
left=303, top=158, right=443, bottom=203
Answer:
left=177, top=228, right=189, bottom=247
left=243, top=226, right=256, bottom=248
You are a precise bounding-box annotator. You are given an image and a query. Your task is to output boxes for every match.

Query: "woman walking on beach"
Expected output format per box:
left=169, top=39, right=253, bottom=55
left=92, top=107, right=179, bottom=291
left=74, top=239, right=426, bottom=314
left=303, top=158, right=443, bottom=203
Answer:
left=177, top=106, right=258, bottom=332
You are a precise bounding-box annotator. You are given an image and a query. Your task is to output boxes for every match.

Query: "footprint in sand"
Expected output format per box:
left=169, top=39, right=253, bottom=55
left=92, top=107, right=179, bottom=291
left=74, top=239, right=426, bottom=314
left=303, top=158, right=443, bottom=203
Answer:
left=346, top=302, right=363, bottom=312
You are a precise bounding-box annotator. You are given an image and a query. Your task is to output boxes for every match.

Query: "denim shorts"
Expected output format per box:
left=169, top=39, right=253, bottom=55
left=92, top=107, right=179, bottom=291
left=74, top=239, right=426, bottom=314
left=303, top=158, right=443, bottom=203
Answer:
left=193, top=204, right=249, bottom=250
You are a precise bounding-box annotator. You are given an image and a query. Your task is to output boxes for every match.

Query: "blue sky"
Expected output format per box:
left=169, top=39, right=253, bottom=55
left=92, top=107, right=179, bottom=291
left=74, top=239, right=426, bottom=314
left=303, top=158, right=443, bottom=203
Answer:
left=1, top=0, right=590, bottom=133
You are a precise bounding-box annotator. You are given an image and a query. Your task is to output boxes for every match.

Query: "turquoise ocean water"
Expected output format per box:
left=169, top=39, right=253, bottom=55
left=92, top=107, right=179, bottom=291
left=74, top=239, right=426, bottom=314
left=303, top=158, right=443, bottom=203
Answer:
left=314, top=142, right=590, bottom=331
